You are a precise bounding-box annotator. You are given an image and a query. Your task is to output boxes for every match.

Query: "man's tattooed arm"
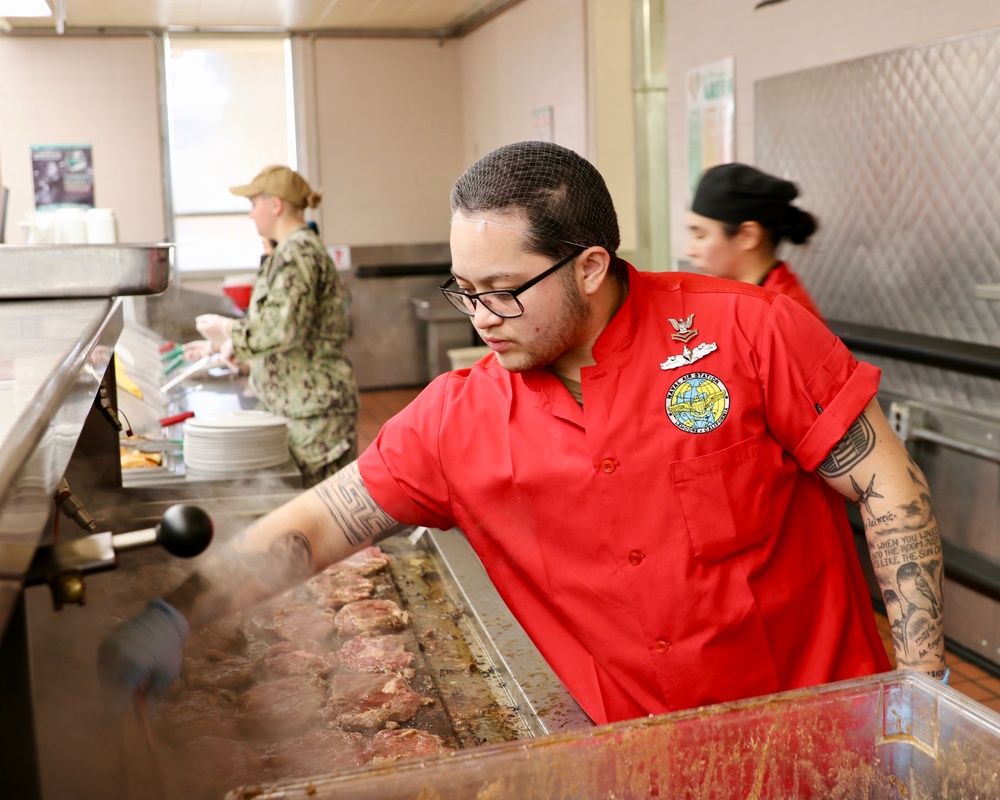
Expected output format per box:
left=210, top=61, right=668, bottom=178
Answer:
left=817, top=398, right=947, bottom=680
left=165, top=462, right=404, bottom=627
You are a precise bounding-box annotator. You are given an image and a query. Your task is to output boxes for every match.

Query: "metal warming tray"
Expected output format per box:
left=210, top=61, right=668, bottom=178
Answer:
left=229, top=671, right=1000, bottom=799
left=0, top=244, right=172, bottom=298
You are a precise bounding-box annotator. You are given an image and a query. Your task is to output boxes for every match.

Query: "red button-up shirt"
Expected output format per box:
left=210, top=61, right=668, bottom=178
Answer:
left=762, top=262, right=824, bottom=320
left=359, top=265, right=890, bottom=724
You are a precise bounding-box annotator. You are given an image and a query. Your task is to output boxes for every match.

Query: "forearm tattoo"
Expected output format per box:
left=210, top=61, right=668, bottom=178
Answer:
left=166, top=528, right=313, bottom=622
left=863, top=468, right=945, bottom=674
left=817, top=413, right=875, bottom=477
left=313, top=462, right=400, bottom=546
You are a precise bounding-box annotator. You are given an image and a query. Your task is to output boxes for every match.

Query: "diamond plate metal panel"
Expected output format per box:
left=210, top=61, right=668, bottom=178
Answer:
left=756, top=27, right=1000, bottom=407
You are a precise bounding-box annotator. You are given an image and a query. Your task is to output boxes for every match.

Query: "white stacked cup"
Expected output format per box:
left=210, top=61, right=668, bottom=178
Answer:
left=85, top=208, right=118, bottom=243
left=53, top=208, right=87, bottom=244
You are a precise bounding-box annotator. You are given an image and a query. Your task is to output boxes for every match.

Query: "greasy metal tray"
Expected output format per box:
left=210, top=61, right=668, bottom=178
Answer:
left=0, top=244, right=172, bottom=298
left=226, top=671, right=1000, bottom=799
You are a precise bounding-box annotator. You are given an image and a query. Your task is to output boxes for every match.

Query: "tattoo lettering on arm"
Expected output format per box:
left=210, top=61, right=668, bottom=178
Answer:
left=817, top=413, right=876, bottom=477
left=867, top=483, right=946, bottom=675
left=314, top=462, right=401, bottom=547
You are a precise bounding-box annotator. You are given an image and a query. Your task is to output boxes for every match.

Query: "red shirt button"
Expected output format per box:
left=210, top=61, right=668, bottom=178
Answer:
left=601, top=459, right=616, bottom=473
left=628, top=550, right=643, bottom=566
left=655, top=640, right=671, bottom=654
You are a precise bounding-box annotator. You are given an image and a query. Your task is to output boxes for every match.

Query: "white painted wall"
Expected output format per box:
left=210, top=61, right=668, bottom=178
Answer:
left=456, top=0, right=637, bottom=255
left=589, top=0, right=638, bottom=258
left=0, top=2, right=632, bottom=254
left=457, top=0, right=588, bottom=165
left=312, top=37, right=464, bottom=246
left=0, top=35, right=165, bottom=243
left=666, top=0, right=1000, bottom=265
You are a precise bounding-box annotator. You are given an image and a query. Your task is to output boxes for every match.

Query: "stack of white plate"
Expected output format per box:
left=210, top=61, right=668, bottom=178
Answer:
left=183, top=410, right=290, bottom=475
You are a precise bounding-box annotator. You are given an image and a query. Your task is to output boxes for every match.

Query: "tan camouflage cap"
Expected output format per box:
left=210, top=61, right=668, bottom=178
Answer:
left=230, top=165, right=322, bottom=208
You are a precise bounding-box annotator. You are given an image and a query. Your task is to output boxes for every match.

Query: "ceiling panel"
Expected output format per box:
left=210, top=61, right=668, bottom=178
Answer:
left=0, top=0, right=517, bottom=35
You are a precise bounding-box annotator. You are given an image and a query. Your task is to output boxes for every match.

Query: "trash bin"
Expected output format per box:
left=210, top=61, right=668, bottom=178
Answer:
left=411, top=296, right=477, bottom=379
left=447, top=346, right=491, bottom=370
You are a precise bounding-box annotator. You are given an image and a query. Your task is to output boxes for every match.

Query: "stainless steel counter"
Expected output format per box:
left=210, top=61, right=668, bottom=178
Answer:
left=0, top=297, right=123, bottom=635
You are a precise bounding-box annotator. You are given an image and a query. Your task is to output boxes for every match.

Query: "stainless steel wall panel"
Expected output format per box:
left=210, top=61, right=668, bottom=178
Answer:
left=756, top=27, right=1000, bottom=670
left=756, top=26, right=1000, bottom=359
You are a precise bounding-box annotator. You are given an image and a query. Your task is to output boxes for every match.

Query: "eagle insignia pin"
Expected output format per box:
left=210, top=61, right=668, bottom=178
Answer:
left=668, top=315, right=698, bottom=343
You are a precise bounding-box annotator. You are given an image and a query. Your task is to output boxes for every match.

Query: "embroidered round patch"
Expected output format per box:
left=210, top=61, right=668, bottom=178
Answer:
left=665, top=372, right=730, bottom=433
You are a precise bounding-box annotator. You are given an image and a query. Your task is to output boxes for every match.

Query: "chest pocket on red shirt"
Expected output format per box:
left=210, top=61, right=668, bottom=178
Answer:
left=669, top=436, right=771, bottom=563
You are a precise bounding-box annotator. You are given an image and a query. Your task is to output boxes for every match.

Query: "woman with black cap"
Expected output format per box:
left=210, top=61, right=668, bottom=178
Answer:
left=686, top=162, right=823, bottom=319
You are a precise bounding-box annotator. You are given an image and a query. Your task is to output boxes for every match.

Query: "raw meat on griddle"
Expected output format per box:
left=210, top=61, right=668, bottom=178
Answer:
left=334, top=598, right=411, bottom=636
left=338, top=632, right=413, bottom=673
left=243, top=601, right=338, bottom=647
left=182, top=654, right=256, bottom=692
left=323, top=672, right=426, bottom=731
left=259, top=641, right=339, bottom=679
left=360, top=728, right=453, bottom=764
left=262, top=727, right=365, bottom=779
left=188, top=615, right=247, bottom=655
left=238, top=675, right=329, bottom=740
left=305, top=569, right=375, bottom=607
left=155, top=688, right=241, bottom=746
left=329, top=545, right=391, bottom=576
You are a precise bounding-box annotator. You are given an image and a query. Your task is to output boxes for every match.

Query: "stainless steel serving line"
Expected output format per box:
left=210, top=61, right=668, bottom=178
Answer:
left=0, top=296, right=124, bottom=633
left=0, top=245, right=181, bottom=798
left=0, top=243, right=591, bottom=800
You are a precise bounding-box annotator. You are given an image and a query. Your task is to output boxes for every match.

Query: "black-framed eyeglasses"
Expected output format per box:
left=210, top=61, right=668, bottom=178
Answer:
left=438, top=247, right=585, bottom=319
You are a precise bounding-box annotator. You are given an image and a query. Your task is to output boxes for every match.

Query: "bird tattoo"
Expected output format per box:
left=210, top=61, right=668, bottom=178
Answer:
left=896, top=562, right=940, bottom=620
left=850, top=474, right=883, bottom=517
left=882, top=589, right=906, bottom=652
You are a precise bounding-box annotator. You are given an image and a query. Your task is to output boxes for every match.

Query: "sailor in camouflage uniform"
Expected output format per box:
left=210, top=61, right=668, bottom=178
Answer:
left=196, top=166, right=359, bottom=488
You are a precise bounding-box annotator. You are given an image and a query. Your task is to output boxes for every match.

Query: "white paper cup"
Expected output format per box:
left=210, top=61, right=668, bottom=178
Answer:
left=54, top=208, right=87, bottom=244
left=85, top=208, right=117, bottom=243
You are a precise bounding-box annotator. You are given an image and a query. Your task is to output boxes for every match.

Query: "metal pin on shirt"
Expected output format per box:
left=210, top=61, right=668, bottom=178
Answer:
left=660, top=342, right=718, bottom=370
left=660, top=314, right=718, bottom=370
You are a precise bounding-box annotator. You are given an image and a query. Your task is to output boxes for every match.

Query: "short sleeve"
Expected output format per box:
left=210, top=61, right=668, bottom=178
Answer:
left=757, top=295, right=880, bottom=472
left=357, top=376, right=456, bottom=530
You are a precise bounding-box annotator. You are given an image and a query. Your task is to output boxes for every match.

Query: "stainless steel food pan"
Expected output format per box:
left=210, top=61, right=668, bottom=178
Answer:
left=0, top=244, right=172, bottom=298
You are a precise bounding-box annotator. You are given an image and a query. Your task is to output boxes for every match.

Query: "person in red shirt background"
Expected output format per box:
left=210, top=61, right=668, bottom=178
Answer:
left=686, top=162, right=824, bottom=319
left=99, top=142, right=946, bottom=726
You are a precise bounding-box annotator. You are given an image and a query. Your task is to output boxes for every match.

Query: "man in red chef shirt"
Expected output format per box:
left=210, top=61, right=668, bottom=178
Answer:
left=101, top=141, right=946, bottom=725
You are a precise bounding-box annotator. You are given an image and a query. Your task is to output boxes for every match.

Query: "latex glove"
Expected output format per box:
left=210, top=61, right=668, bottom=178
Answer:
left=97, top=598, right=190, bottom=708
left=219, top=339, right=240, bottom=371
left=182, top=339, right=216, bottom=361
left=195, top=314, right=234, bottom=350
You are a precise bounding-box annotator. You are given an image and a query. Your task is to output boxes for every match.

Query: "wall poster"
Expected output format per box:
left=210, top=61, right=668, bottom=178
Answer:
left=31, top=144, right=95, bottom=209
left=685, top=58, right=735, bottom=199
left=532, top=106, right=554, bottom=143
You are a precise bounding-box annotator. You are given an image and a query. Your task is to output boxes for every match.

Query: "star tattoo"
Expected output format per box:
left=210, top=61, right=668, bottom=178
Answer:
left=851, top=474, right=884, bottom=517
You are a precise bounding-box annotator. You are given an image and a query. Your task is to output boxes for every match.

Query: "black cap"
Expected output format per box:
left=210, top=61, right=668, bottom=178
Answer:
left=691, top=163, right=799, bottom=227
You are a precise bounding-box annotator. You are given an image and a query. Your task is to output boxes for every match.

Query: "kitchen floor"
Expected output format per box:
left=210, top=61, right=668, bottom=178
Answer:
left=359, top=387, right=1000, bottom=716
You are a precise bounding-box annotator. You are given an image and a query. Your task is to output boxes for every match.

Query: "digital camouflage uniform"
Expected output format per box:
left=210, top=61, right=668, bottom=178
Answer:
left=230, top=225, right=359, bottom=487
